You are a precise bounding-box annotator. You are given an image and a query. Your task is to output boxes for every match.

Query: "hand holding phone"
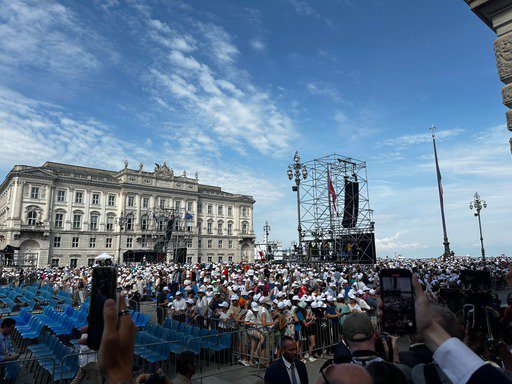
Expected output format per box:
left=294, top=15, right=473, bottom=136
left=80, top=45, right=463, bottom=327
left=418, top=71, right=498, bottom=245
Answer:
left=87, top=266, right=117, bottom=350
left=379, top=268, right=416, bottom=335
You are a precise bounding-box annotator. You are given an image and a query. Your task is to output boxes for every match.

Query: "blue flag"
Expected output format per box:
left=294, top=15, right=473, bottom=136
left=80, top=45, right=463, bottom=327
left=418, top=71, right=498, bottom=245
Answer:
left=185, top=212, right=193, bottom=220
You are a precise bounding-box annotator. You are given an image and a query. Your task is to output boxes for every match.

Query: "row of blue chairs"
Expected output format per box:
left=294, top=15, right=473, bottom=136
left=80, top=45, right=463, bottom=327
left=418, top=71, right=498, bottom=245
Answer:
left=129, top=310, right=150, bottom=328
left=27, top=332, right=79, bottom=382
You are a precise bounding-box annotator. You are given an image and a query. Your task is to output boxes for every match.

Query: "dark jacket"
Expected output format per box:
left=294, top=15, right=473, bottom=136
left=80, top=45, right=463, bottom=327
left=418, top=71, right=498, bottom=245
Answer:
left=399, top=343, right=433, bottom=368
left=264, top=358, right=308, bottom=384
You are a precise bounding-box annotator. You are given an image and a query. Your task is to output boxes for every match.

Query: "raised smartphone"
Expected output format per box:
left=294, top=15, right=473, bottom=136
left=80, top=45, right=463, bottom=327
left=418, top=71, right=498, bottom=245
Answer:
left=379, top=268, right=416, bottom=335
left=87, top=266, right=117, bottom=350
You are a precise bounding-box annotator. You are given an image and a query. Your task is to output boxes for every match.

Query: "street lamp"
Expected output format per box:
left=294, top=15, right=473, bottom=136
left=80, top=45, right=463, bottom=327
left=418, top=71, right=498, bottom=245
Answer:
left=469, top=192, right=487, bottom=262
left=263, top=220, right=271, bottom=258
left=116, top=212, right=127, bottom=264
left=287, top=151, right=308, bottom=255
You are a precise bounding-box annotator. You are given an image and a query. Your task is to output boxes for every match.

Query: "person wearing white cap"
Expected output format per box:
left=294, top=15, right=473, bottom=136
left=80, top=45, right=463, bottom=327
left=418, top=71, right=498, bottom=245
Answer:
left=348, top=293, right=362, bottom=314
left=195, top=288, right=208, bottom=328
left=171, top=291, right=187, bottom=322
left=218, top=302, right=230, bottom=331
left=244, top=302, right=263, bottom=367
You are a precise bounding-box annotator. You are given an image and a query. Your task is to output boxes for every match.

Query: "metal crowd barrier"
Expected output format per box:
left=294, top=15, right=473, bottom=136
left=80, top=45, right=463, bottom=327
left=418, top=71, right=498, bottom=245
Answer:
left=0, top=355, right=56, bottom=384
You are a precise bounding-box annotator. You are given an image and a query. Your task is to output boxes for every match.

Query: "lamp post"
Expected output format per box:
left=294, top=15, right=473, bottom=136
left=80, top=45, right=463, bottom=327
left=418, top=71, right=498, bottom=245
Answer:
left=116, top=212, right=127, bottom=265
left=287, top=151, right=308, bottom=255
left=263, top=220, right=271, bottom=258
left=469, top=192, right=487, bottom=262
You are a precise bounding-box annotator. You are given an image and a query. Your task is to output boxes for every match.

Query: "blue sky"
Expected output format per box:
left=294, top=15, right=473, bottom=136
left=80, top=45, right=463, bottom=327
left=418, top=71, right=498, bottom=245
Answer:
left=1, top=0, right=510, bottom=258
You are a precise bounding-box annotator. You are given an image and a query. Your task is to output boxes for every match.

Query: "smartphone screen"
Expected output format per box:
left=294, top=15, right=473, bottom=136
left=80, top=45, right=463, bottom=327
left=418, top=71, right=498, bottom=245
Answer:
left=379, top=268, right=416, bottom=335
left=87, top=266, right=117, bottom=350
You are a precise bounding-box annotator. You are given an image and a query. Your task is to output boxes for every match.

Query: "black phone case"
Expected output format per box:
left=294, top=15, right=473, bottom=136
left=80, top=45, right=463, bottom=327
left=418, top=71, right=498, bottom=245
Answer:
left=87, top=266, right=117, bottom=350
left=379, top=268, right=416, bottom=335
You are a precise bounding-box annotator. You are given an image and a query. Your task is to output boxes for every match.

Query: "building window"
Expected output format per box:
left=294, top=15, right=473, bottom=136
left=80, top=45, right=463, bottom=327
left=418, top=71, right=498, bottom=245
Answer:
left=51, top=258, right=59, bottom=267
left=92, top=193, right=100, bottom=205
left=27, top=210, right=38, bottom=226
left=228, top=240, right=233, bottom=248
left=126, top=216, right=134, bottom=230
left=159, top=198, right=165, bottom=209
left=30, top=186, right=39, bottom=199
left=187, top=202, right=193, bottom=211
left=127, top=196, right=135, bottom=207
left=228, top=206, right=232, bottom=216
left=90, top=238, right=96, bottom=248
left=242, top=207, right=247, bottom=217
left=73, top=214, right=82, bottom=229
left=198, top=220, right=202, bottom=235
left=72, top=237, right=79, bottom=248
left=53, top=236, right=61, bottom=248
left=57, top=190, right=66, bottom=202
left=198, top=203, right=202, bottom=213
left=207, top=204, right=213, bottom=214
left=218, top=256, right=223, bottom=263
left=106, top=238, right=112, bottom=248
left=141, top=216, right=148, bottom=230
left=106, top=216, right=114, bottom=230
left=207, top=239, right=212, bottom=248
left=218, top=205, right=223, bottom=215
left=108, top=195, right=115, bottom=206
left=218, top=239, right=223, bottom=248
left=126, top=238, right=133, bottom=248
left=142, top=237, right=148, bottom=248
left=198, top=239, right=202, bottom=248
left=187, top=239, right=192, bottom=247
left=228, top=256, right=233, bottom=262
left=175, top=200, right=180, bottom=210
left=242, top=222, right=248, bottom=235
left=142, top=197, right=149, bottom=208
left=55, top=213, right=63, bottom=228
left=75, top=191, right=83, bottom=204
left=227, top=222, right=233, bottom=235
left=70, top=259, right=77, bottom=268
left=88, top=259, right=95, bottom=267
left=207, top=256, right=212, bottom=262
left=186, top=222, right=192, bottom=232
left=90, top=214, right=99, bottom=230
left=187, top=257, right=192, bottom=263
left=158, top=219, right=165, bottom=231
left=207, top=221, right=213, bottom=234
left=217, top=222, right=223, bottom=235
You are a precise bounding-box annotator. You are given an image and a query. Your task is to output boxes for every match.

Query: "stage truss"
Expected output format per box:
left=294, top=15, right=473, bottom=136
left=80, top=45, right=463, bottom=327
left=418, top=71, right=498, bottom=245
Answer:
left=299, top=154, right=376, bottom=264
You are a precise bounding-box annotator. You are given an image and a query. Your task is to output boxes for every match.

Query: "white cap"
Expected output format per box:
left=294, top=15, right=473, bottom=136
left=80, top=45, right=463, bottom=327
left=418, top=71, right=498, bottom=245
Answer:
left=163, top=287, right=169, bottom=291
left=298, top=301, right=307, bottom=308
left=311, top=302, right=318, bottom=309
left=186, top=299, right=195, bottom=304
left=277, top=302, right=285, bottom=310
left=251, top=302, right=259, bottom=311
left=219, top=301, right=229, bottom=308
left=277, top=292, right=285, bottom=298
left=327, top=296, right=335, bottom=302
left=292, top=295, right=299, bottom=301
left=231, top=294, right=239, bottom=301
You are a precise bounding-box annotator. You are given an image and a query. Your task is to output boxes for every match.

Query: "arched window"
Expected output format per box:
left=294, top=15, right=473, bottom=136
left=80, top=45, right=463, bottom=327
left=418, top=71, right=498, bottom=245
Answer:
left=27, top=210, right=38, bottom=226
left=140, top=215, right=148, bottom=231
left=126, top=213, right=134, bottom=230
left=90, top=212, right=100, bottom=230
left=242, top=222, right=248, bottom=235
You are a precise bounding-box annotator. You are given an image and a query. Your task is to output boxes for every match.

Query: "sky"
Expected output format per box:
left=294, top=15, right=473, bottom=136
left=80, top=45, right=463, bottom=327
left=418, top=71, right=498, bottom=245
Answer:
left=0, top=0, right=510, bottom=259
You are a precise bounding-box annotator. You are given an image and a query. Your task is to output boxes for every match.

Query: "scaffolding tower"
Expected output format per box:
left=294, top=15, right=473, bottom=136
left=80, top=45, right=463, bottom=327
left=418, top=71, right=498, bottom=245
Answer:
left=300, top=154, right=376, bottom=264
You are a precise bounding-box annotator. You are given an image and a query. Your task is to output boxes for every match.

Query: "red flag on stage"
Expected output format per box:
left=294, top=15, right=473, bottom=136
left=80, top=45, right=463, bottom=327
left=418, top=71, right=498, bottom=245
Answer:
left=327, top=169, right=338, bottom=216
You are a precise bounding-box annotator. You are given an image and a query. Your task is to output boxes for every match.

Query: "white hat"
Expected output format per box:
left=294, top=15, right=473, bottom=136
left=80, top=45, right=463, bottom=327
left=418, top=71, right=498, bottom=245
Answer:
left=163, top=287, right=169, bottom=291
left=176, top=291, right=183, bottom=295
left=186, top=299, right=195, bottom=304
left=219, top=302, right=229, bottom=308
left=369, top=289, right=376, bottom=295
left=327, top=296, right=335, bottom=302
left=277, top=302, right=285, bottom=310
left=277, top=292, right=285, bottom=298
left=231, top=294, right=239, bottom=301
left=311, top=302, right=318, bottom=309
left=251, top=302, right=259, bottom=311
left=292, top=295, right=299, bottom=301
left=298, top=301, right=307, bottom=309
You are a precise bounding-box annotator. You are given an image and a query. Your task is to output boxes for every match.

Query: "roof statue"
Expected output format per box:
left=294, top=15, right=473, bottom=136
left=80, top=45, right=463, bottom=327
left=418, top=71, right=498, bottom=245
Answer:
left=123, top=160, right=128, bottom=170
left=154, top=162, right=173, bottom=177
left=138, top=162, right=143, bottom=173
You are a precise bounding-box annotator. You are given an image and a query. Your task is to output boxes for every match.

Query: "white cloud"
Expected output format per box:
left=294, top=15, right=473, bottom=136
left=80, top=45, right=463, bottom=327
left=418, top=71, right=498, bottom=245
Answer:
left=380, top=128, right=464, bottom=148
left=376, top=231, right=428, bottom=253
left=250, top=38, right=266, bottom=52
left=285, top=0, right=336, bottom=28
left=306, top=82, right=342, bottom=102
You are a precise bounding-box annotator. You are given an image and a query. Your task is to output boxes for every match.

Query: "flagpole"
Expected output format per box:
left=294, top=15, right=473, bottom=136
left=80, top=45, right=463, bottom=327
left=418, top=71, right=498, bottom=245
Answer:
left=430, top=125, right=451, bottom=261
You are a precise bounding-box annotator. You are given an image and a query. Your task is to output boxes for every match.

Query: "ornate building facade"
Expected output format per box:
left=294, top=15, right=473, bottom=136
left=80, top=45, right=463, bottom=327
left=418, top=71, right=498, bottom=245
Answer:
left=464, top=0, right=512, bottom=152
left=0, top=162, right=255, bottom=267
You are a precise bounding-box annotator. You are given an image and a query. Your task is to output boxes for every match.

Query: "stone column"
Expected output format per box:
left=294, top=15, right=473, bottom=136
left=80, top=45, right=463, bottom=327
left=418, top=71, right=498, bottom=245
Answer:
left=100, top=191, right=108, bottom=231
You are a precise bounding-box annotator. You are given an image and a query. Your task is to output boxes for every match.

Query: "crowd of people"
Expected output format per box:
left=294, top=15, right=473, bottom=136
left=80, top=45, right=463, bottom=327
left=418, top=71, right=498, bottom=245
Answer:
left=0, top=255, right=512, bottom=383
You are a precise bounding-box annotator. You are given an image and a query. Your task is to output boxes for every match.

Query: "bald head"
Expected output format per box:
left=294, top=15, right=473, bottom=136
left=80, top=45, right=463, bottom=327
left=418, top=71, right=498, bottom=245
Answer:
left=315, top=363, right=373, bottom=384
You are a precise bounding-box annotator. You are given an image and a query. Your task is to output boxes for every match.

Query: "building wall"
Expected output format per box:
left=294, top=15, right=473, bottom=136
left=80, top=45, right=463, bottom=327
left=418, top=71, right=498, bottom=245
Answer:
left=0, top=162, right=255, bottom=267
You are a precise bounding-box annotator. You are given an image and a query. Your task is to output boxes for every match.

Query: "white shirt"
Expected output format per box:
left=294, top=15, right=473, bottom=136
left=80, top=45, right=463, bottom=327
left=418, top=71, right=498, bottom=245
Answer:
left=172, top=298, right=186, bottom=313
left=282, top=357, right=301, bottom=384
left=195, top=296, right=208, bottom=317
left=433, top=337, right=485, bottom=384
